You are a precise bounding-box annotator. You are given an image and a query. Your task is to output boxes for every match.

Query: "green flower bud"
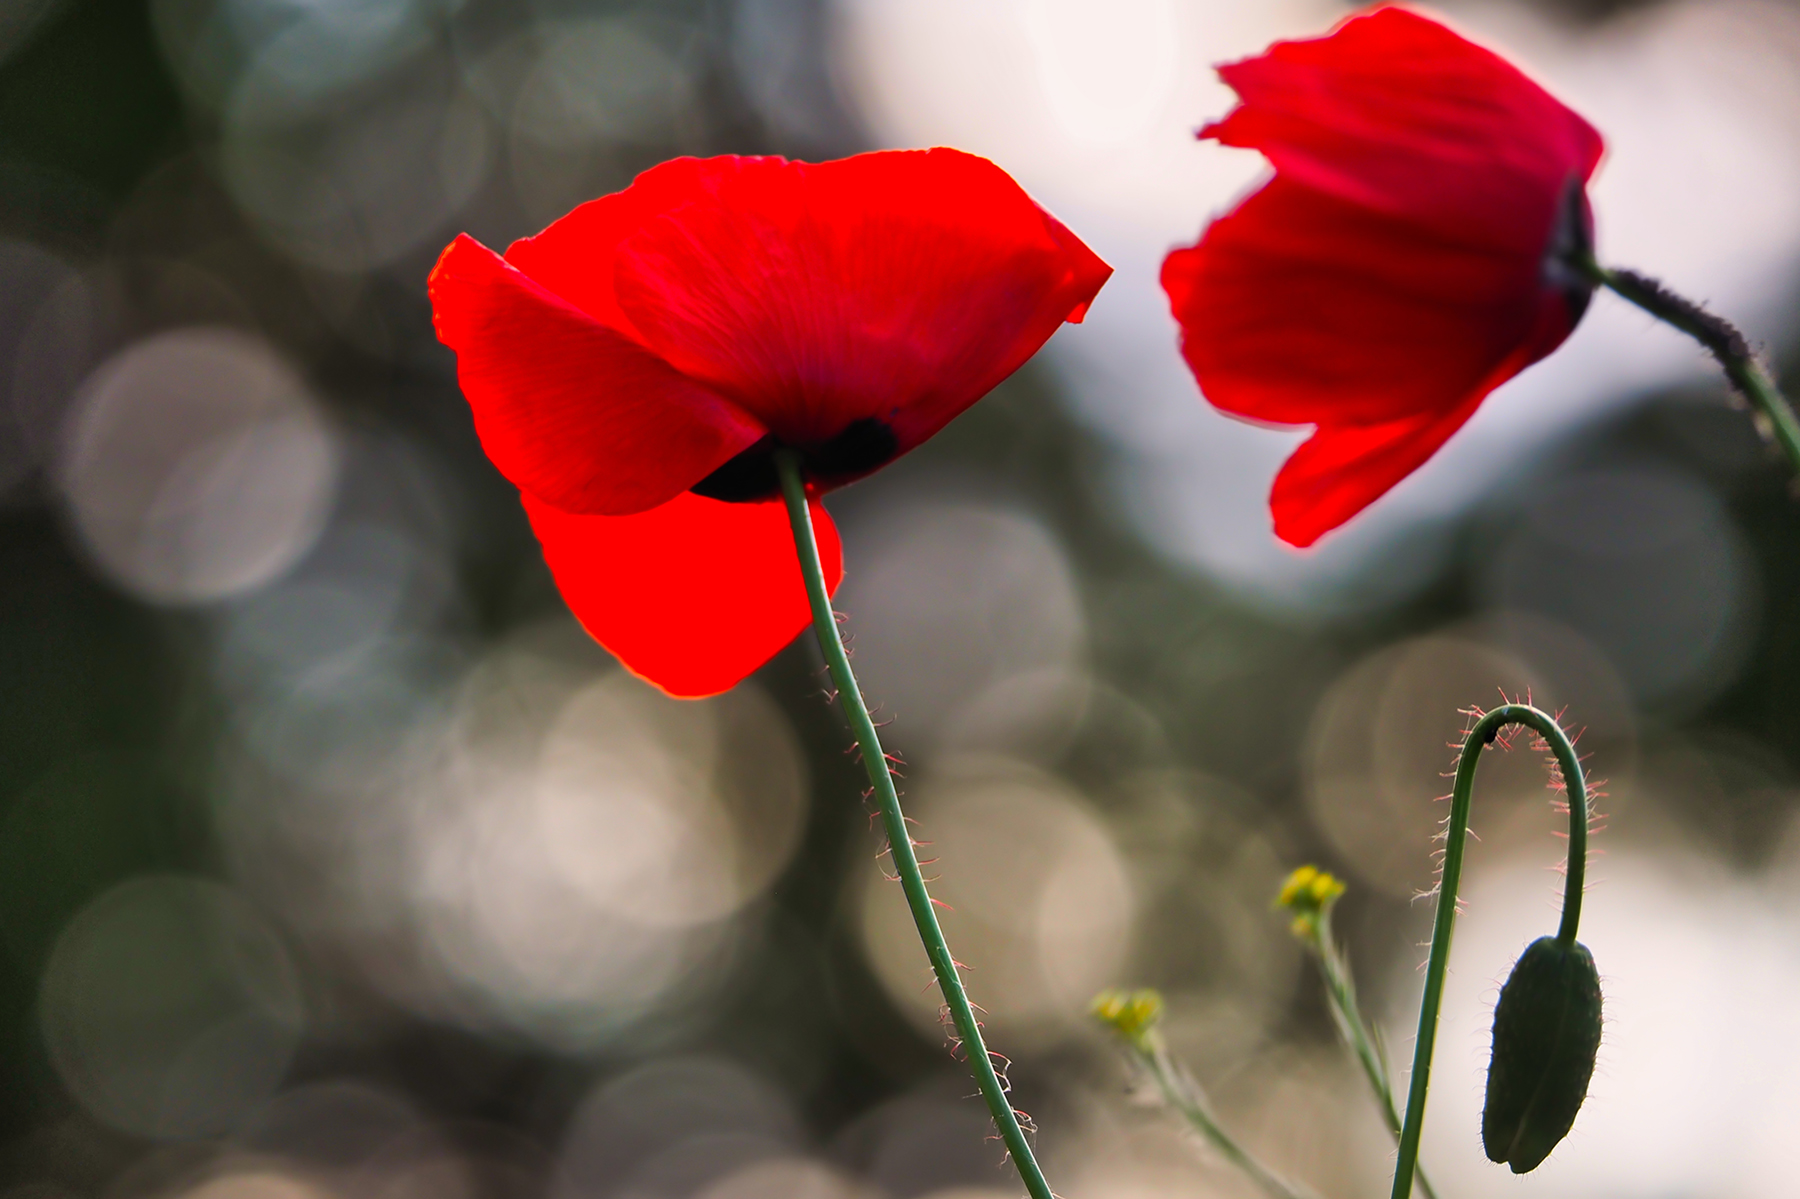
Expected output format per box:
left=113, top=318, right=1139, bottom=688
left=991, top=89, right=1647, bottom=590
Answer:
left=1481, top=936, right=1603, bottom=1173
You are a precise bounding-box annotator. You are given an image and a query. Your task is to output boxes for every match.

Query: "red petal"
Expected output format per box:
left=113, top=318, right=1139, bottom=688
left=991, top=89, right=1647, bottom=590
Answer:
left=429, top=234, right=767, bottom=515
left=1204, top=7, right=1603, bottom=254
left=1163, top=177, right=1568, bottom=428
left=1270, top=393, right=1484, bottom=549
left=1266, top=294, right=1576, bottom=548
left=502, top=157, right=717, bottom=339
left=522, top=490, right=843, bottom=699
left=603, top=150, right=1110, bottom=460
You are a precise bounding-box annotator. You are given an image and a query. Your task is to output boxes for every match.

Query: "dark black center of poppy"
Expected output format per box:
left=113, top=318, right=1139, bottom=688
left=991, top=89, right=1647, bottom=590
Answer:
left=689, top=417, right=900, bottom=502
left=1543, top=175, right=1597, bottom=325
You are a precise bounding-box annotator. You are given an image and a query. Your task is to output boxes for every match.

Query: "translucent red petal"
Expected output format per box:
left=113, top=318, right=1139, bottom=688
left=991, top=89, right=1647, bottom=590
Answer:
left=1267, top=291, right=1577, bottom=548
left=601, top=150, right=1111, bottom=458
left=1269, top=393, right=1486, bottom=548
left=502, top=157, right=718, bottom=341
left=1203, top=6, right=1603, bottom=253
left=1163, top=177, right=1553, bottom=429
left=522, top=491, right=843, bottom=699
left=429, top=235, right=766, bottom=515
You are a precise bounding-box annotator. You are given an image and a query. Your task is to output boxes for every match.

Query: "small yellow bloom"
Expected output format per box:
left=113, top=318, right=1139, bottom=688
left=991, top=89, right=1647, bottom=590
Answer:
left=1277, top=865, right=1321, bottom=909
left=1090, top=988, right=1164, bottom=1047
left=1275, top=866, right=1346, bottom=940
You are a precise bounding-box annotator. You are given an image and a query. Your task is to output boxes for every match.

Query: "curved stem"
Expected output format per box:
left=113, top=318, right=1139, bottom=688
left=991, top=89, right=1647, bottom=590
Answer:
left=1579, top=256, right=1800, bottom=477
left=1388, top=704, right=1589, bottom=1199
left=774, top=451, right=1055, bottom=1199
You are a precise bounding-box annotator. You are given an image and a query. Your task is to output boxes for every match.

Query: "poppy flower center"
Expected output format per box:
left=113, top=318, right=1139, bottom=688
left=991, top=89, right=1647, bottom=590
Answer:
left=1542, top=175, right=1597, bottom=324
left=689, top=417, right=900, bottom=501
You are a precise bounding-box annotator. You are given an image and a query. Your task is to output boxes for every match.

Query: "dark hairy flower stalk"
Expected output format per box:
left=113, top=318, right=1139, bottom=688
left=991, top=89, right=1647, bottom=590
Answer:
left=1575, top=254, right=1800, bottom=478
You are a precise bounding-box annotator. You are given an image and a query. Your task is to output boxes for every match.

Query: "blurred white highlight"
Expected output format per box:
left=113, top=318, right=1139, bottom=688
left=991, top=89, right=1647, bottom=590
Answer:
left=1020, top=0, right=1179, bottom=147
left=835, top=501, right=1086, bottom=758
left=554, top=1057, right=800, bottom=1199
left=695, top=1157, right=865, bottom=1199
left=58, top=327, right=337, bottom=605
left=405, top=656, right=807, bottom=1045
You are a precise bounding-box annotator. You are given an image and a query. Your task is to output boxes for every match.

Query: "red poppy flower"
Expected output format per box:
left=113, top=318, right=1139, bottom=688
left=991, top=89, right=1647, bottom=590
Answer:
left=1162, top=6, right=1605, bottom=547
left=430, top=149, right=1110, bottom=696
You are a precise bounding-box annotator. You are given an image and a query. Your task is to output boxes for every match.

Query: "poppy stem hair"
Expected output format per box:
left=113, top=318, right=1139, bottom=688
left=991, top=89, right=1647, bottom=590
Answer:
left=1389, top=704, right=1590, bottom=1199
left=1575, top=255, right=1800, bottom=477
left=774, top=450, right=1056, bottom=1199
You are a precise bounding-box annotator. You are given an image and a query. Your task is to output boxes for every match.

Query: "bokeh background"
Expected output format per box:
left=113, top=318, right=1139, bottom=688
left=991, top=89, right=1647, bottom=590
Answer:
left=2, top=0, right=1799, bottom=1196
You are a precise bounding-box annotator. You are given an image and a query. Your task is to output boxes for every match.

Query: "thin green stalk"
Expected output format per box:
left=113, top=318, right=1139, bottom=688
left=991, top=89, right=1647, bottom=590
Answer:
left=1578, top=255, right=1800, bottom=477
left=1389, top=704, right=1589, bottom=1199
left=775, top=450, right=1054, bottom=1199
left=1133, top=1041, right=1318, bottom=1199
left=1311, top=910, right=1438, bottom=1199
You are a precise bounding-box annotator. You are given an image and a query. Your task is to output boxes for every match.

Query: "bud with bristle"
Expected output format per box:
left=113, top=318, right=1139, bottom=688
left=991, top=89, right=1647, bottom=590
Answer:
left=1481, top=936, right=1603, bottom=1173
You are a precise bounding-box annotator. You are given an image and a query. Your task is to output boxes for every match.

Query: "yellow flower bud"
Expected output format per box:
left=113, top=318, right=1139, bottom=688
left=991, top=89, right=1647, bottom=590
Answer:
left=1309, top=871, right=1346, bottom=905
left=1090, top=988, right=1164, bottom=1047
left=1276, top=865, right=1320, bottom=909
left=1274, top=866, right=1346, bottom=946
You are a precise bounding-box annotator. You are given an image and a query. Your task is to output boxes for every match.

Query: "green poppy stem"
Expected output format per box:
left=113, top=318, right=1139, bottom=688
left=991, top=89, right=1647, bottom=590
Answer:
left=774, top=450, right=1055, bottom=1199
left=1579, top=256, right=1800, bottom=477
left=1388, top=703, right=1590, bottom=1199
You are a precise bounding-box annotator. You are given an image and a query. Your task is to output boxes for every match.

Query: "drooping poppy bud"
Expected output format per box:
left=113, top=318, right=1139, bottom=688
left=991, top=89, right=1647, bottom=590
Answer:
left=1481, top=935, right=1603, bottom=1173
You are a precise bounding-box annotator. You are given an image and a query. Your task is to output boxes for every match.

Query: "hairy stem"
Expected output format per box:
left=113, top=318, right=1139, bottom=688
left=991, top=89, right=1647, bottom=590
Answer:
left=1133, top=1041, right=1318, bottom=1199
left=775, top=451, right=1054, bottom=1199
left=1311, top=911, right=1438, bottom=1199
left=1389, top=704, right=1589, bottom=1199
left=1580, top=256, right=1800, bottom=477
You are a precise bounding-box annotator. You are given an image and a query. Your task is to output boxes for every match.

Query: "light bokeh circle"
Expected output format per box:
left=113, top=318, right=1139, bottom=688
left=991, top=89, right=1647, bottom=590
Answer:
left=39, top=874, right=305, bottom=1139
left=58, top=327, right=337, bottom=605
